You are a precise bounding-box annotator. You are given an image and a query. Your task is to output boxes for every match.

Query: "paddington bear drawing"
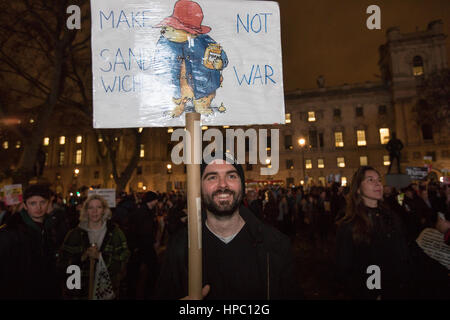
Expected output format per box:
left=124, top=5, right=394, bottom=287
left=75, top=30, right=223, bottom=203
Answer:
left=154, top=0, right=228, bottom=117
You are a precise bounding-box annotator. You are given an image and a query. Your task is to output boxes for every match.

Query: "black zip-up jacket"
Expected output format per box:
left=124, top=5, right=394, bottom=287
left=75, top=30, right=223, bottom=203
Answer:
left=0, top=210, right=59, bottom=299
left=155, top=205, right=302, bottom=300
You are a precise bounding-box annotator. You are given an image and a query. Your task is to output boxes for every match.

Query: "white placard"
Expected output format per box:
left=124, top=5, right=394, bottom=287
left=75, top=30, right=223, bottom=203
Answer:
left=91, top=0, right=285, bottom=128
left=88, top=189, right=117, bottom=208
left=3, top=184, right=23, bottom=206
left=416, top=228, right=450, bottom=270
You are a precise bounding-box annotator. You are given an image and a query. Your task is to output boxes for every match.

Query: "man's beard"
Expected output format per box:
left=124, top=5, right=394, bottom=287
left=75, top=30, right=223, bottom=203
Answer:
left=202, top=188, right=242, bottom=218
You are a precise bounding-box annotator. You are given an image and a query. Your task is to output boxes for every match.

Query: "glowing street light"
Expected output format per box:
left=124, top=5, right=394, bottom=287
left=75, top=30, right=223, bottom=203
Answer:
left=298, top=138, right=306, bottom=183
left=298, top=138, right=306, bottom=147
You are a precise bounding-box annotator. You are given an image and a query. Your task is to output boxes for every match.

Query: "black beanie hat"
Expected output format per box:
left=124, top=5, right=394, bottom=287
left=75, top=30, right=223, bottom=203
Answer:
left=142, top=191, right=158, bottom=204
left=200, top=151, right=245, bottom=192
left=23, top=184, right=52, bottom=202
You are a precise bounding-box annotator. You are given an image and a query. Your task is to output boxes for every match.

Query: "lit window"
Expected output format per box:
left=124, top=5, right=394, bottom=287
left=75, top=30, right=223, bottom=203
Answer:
left=383, top=155, right=390, bottom=166
left=357, top=130, right=367, bottom=146
left=138, top=128, right=143, bottom=133
left=2, top=141, right=8, bottom=149
left=317, top=158, right=324, bottom=169
left=285, top=113, right=291, bottom=124
left=43, top=137, right=50, bottom=146
left=15, top=141, right=21, bottom=149
left=413, top=56, right=424, bottom=76
left=308, top=111, right=316, bottom=122
left=341, top=177, right=347, bottom=186
left=379, top=128, right=390, bottom=144
left=335, top=132, right=344, bottom=147
left=140, top=144, right=145, bottom=158
left=305, top=159, right=312, bottom=169
left=59, top=151, right=65, bottom=166
left=75, top=149, right=82, bottom=165
left=360, top=156, right=368, bottom=166
left=59, top=136, right=65, bottom=145
left=76, top=135, right=82, bottom=144
left=337, top=157, right=345, bottom=168
left=138, top=182, right=143, bottom=189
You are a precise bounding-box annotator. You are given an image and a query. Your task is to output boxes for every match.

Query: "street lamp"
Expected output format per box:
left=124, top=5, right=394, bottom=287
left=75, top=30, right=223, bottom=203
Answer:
left=298, top=138, right=306, bottom=184
left=167, top=163, right=172, bottom=174
left=74, top=168, right=80, bottom=176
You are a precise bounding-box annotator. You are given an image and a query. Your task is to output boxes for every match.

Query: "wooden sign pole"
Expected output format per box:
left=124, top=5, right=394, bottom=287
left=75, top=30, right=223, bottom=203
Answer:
left=186, top=112, right=202, bottom=299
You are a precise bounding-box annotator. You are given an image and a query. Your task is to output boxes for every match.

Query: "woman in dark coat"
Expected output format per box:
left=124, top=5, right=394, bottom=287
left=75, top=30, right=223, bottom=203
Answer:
left=335, top=166, right=449, bottom=300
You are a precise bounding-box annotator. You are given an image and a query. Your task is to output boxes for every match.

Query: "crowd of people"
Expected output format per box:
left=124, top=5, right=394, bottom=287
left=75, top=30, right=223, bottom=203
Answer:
left=0, top=162, right=449, bottom=300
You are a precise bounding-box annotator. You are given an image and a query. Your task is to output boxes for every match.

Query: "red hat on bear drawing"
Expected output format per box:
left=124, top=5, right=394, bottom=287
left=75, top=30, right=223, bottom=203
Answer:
left=155, top=0, right=211, bottom=34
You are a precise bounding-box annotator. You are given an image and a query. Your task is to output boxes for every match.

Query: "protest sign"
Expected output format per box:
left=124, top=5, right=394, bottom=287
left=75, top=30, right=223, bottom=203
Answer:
left=88, top=189, right=117, bottom=208
left=416, top=228, right=450, bottom=270
left=3, top=184, right=23, bottom=206
left=405, top=166, right=428, bottom=180
left=91, top=0, right=284, bottom=128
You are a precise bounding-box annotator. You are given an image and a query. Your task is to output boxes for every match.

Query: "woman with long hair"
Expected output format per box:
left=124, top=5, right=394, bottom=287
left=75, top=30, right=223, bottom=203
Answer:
left=59, top=195, right=130, bottom=299
left=335, top=166, right=449, bottom=299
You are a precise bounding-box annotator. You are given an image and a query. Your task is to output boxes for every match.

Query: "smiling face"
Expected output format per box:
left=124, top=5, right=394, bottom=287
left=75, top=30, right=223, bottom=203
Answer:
left=25, top=195, right=49, bottom=223
left=358, top=170, right=383, bottom=206
left=201, top=160, right=242, bottom=218
left=87, top=199, right=104, bottom=224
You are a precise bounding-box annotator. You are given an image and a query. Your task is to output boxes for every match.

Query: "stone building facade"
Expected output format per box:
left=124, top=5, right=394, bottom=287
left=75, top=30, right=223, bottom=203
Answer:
left=1, top=21, right=448, bottom=194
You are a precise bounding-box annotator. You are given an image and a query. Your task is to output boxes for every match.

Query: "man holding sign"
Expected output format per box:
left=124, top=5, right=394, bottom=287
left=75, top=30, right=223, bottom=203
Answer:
left=156, top=153, right=301, bottom=299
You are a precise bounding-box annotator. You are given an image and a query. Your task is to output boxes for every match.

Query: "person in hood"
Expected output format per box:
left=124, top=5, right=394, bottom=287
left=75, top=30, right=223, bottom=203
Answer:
left=59, top=195, right=130, bottom=299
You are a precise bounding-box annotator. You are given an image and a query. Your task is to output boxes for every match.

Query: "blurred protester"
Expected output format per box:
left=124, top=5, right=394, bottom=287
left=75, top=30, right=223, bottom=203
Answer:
left=316, top=190, right=332, bottom=252
left=0, top=200, right=10, bottom=226
left=416, top=186, right=437, bottom=230
left=336, top=166, right=449, bottom=299
left=263, top=190, right=278, bottom=227
left=59, top=195, right=130, bottom=300
left=303, top=194, right=318, bottom=246
left=166, top=197, right=187, bottom=237
left=112, top=192, right=137, bottom=238
left=127, top=191, right=160, bottom=299
left=246, top=189, right=263, bottom=221
left=0, top=184, right=60, bottom=299
left=277, top=193, right=289, bottom=234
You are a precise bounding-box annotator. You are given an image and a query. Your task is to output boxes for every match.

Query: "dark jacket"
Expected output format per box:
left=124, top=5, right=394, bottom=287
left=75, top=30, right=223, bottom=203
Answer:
left=336, top=205, right=449, bottom=299
left=127, top=205, right=158, bottom=266
left=58, top=221, right=130, bottom=299
left=155, top=205, right=301, bottom=300
left=0, top=210, right=59, bottom=299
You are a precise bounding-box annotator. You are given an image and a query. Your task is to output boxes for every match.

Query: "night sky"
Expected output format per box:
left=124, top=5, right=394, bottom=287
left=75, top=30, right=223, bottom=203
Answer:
left=275, top=0, right=450, bottom=92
